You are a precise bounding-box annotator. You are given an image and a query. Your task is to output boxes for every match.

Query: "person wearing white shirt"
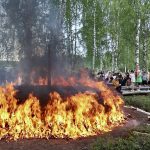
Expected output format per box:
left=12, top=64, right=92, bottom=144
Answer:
left=130, top=70, right=135, bottom=90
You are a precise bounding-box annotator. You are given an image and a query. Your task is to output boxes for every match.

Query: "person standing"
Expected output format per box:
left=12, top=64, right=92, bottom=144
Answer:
left=148, top=71, right=150, bottom=85
left=142, top=71, right=148, bottom=85
left=136, top=69, right=142, bottom=86
left=130, top=70, right=135, bottom=90
left=135, top=64, right=142, bottom=87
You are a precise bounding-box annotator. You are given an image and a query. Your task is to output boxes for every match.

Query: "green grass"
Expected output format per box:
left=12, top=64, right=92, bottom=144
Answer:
left=91, top=96, right=150, bottom=150
left=123, top=95, right=150, bottom=112
left=92, top=125, right=150, bottom=150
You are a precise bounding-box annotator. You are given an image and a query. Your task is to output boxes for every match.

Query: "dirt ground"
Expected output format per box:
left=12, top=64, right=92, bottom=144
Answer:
left=0, top=107, right=149, bottom=150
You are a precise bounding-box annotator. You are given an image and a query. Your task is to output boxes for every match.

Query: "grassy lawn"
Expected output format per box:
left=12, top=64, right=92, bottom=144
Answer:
left=92, top=125, right=150, bottom=150
left=123, top=95, right=150, bottom=112
left=91, top=95, right=150, bottom=150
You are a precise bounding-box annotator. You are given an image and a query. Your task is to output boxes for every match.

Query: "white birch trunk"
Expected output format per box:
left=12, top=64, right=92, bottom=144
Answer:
left=93, top=0, right=96, bottom=70
left=112, top=41, right=115, bottom=72
left=114, top=10, right=119, bottom=72
left=99, top=48, right=103, bottom=71
left=73, top=1, right=78, bottom=69
left=114, top=35, right=119, bottom=72
left=127, top=46, right=130, bottom=70
left=143, top=37, right=147, bottom=71
left=135, top=18, right=140, bottom=66
left=111, top=39, right=118, bottom=72
left=114, top=54, right=118, bottom=72
left=125, top=65, right=127, bottom=72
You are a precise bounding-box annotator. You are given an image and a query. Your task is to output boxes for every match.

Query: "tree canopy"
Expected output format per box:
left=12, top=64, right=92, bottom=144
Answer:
left=0, top=0, right=150, bottom=71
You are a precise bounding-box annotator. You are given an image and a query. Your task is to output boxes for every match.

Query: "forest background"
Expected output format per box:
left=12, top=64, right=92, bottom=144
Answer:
left=0, top=0, right=150, bottom=72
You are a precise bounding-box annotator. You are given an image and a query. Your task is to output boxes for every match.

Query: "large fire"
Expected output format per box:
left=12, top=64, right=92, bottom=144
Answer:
left=0, top=71, right=125, bottom=140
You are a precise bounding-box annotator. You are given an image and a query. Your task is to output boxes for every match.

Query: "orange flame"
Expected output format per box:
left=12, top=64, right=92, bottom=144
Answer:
left=0, top=73, right=125, bottom=140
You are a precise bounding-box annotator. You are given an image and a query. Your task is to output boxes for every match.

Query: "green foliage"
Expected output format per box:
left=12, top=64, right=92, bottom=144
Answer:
left=1, top=0, right=150, bottom=70
left=124, top=95, right=150, bottom=112
left=80, top=0, right=150, bottom=70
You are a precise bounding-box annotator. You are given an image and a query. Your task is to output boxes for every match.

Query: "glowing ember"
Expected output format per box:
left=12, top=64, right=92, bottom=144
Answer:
left=0, top=73, right=125, bottom=140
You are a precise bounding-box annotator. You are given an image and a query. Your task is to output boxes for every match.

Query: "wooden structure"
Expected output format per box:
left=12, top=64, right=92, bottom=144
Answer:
left=121, top=86, right=150, bottom=95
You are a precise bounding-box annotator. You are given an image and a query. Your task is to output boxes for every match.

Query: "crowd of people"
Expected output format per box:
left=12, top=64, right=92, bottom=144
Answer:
left=96, top=69, right=150, bottom=93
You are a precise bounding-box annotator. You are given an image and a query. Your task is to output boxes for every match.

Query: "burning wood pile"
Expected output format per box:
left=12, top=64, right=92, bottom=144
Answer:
left=0, top=70, right=125, bottom=140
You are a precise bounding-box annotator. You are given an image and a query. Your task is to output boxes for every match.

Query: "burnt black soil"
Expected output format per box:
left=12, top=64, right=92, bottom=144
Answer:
left=15, top=85, right=102, bottom=106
